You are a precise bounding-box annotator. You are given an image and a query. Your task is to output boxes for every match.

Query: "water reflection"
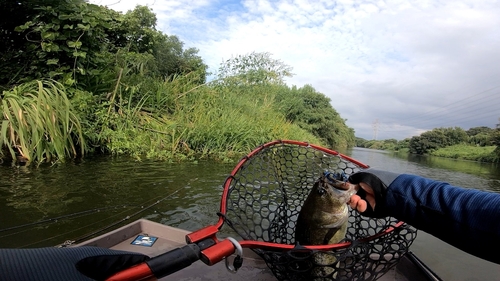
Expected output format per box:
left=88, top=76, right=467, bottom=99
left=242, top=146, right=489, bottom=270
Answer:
left=0, top=157, right=234, bottom=248
left=346, top=147, right=500, bottom=192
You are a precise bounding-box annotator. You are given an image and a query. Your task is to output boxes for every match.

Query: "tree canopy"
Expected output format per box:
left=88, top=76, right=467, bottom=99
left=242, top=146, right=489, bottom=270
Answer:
left=0, top=1, right=206, bottom=90
left=217, top=52, right=293, bottom=85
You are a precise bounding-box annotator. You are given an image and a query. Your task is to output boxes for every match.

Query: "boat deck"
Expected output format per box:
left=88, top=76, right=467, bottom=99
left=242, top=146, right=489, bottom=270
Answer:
left=77, top=219, right=431, bottom=281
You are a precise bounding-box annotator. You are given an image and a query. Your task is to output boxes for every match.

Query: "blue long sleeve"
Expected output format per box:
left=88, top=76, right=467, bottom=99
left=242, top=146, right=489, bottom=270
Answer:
left=385, top=174, right=500, bottom=264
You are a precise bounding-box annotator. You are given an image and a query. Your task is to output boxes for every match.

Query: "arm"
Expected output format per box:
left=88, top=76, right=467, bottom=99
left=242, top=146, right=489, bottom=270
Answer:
left=349, top=170, right=500, bottom=264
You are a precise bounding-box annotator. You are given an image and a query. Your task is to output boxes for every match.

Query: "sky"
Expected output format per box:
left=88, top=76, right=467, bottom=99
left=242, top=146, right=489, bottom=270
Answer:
left=89, top=0, right=500, bottom=140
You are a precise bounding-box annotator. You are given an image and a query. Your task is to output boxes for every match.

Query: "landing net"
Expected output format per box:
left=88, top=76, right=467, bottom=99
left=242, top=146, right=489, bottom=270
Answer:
left=219, top=140, right=417, bottom=281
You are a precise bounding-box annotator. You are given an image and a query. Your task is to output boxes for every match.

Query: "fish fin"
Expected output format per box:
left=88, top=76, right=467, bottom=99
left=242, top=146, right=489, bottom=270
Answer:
left=323, top=228, right=340, bottom=245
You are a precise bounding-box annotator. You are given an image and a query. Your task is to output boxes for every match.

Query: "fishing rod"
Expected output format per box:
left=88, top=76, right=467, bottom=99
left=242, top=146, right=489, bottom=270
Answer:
left=0, top=205, right=132, bottom=233
left=68, top=184, right=189, bottom=245
left=1, top=184, right=191, bottom=248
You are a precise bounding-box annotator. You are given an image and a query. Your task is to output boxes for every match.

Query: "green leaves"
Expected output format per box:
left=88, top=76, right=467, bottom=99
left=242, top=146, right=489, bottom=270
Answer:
left=0, top=80, right=86, bottom=164
left=41, top=42, right=60, bottom=52
left=46, top=58, right=59, bottom=65
left=14, top=21, right=33, bottom=32
left=72, top=51, right=86, bottom=58
left=272, top=84, right=354, bottom=148
left=2, top=1, right=207, bottom=92
left=67, top=40, right=82, bottom=48
left=409, top=127, right=469, bottom=154
left=1, top=0, right=122, bottom=87
left=76, top=23, right=90, bottom=31
left=41, top=31, right=58, bottom=40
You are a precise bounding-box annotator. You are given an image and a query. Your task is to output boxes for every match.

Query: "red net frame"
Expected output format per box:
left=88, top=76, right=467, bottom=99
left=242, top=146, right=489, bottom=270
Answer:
left=187, top=140, right=417, bottom=280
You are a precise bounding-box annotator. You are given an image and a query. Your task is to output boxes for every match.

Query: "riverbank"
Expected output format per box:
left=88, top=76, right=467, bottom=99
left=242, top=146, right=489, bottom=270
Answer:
left=356, top=142, right=499, bottom=163
left=355, top=127, right=500, bottom=163
left=1, top=3, right=355, bottom=166
left=430, top=144, right=498, bottom=162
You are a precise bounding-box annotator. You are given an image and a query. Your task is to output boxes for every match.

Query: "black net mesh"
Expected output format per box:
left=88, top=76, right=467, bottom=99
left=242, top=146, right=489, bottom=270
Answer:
left=221, top=141, right=417, bottom=281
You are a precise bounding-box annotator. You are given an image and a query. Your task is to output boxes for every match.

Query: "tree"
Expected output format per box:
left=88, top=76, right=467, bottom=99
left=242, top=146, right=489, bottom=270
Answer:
left=466, top=126, right=493, bottom=136
left=409, top=127, right=468, bottom=154
left=493, top=118, right=500, bottom=158
left=0, top=0, right=84, bottom=87
left=117, top=5, right=158, bottom=53
left=396, top=138, right=410, bottom=150
left=1, top=1, right=124, bottom=88
left=275, top=84, right=355, bottom=148
left=152, top=35, right=207, bottom=81
left=441, top=127, right=468, bottom=145
left=217, top=52, right=293, bottom=85
left=0, top=2, right=208, bottom=94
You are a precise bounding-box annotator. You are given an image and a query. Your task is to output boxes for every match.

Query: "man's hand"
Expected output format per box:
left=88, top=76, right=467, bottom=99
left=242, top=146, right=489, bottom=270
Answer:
left=347, top=171, right=393, bottom=218
left=348, top=182, right=376, bottom=213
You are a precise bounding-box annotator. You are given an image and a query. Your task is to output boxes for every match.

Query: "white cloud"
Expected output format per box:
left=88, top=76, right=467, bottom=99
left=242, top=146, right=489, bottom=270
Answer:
left=90, top=0, right=500, bottom=140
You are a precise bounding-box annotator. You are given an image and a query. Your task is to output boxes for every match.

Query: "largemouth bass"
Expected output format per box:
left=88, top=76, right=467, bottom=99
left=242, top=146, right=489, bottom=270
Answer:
left=295, top=171, right=356, bottom=245
left=295, top=172, right=357, bottom=279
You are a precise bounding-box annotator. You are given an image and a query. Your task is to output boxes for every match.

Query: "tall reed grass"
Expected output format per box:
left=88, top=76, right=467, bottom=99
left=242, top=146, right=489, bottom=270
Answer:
left=99, top=71, right=321, bottom=161
left=0, top=80, right=85, bottom=164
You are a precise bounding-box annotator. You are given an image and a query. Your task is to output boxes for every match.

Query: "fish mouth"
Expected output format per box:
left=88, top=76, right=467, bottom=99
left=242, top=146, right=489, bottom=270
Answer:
left=322, top=171, right=357, bottom=200
left=323, top=172, right=352, bottom=191
left=331, top=181, right=351, bottom=191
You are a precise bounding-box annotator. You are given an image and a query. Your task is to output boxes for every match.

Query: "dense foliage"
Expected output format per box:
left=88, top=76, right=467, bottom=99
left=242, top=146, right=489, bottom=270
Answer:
left=0, top=0, right=205, bottom=89
left=0, top=80, right=85, bottom=162
left=355, top=138, right=403, bottom=151
left=0, top=1, right=354, bottom=165
left=408, top=127, right=468, bottom=155
left=429, top=144, right=497, bottom=162
left=275, top=85, right=355, bottom=148
left=217, top=52, right=293, bottom=85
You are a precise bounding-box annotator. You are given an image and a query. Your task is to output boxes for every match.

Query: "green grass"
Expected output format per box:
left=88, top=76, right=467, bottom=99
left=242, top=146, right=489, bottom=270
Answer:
left=430, top=144, right=497, bottom=162
left=1, top=71, right=351, bottom=164
left=100, top=76, right=322, bottom=161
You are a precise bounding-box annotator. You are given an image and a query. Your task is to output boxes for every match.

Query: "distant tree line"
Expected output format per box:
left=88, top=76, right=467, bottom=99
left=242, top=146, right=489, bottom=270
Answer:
left=356, top=125, right=500, bottom=162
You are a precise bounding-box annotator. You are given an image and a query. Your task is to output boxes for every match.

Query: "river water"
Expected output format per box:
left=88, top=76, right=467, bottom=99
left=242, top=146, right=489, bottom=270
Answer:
left=0, top=147, right=499, bottom=280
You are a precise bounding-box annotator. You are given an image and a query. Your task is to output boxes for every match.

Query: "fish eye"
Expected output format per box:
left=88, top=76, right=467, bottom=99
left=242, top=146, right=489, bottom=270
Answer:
left=317, top=188, right=326, bottom=196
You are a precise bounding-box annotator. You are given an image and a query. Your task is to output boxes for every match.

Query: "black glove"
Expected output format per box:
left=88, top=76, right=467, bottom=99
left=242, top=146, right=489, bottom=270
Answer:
left=348, top=169, right=400, bottom=218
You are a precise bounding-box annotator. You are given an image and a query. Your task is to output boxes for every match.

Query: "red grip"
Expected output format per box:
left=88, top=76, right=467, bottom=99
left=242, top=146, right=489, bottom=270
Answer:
left=105, top=263, right=154, bottom=281
left=186, top=225, right=219, bottom=243
left=200, top=239, right=235, bottom=266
